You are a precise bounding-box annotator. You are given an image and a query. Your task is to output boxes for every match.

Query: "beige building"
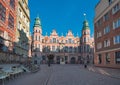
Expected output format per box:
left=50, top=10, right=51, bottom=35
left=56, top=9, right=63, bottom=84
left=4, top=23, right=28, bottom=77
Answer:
left=32, top=16, right=94, bottom=64
left=94, top=0, right=120, bottom=68
left=15, top=0, right=30, bottom=62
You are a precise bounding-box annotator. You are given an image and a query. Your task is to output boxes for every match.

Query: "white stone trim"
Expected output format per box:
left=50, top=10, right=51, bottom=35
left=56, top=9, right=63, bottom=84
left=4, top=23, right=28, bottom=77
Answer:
left=96, top=47, right=120, bottom=54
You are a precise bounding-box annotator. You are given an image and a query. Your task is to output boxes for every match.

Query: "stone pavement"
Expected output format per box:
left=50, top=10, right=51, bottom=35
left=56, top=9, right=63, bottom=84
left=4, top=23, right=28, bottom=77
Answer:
left=5, top=64, right=120, bottom=85
left=87, top=65, right=120, bottom=79
left=0, top=64, right=20, bottom=70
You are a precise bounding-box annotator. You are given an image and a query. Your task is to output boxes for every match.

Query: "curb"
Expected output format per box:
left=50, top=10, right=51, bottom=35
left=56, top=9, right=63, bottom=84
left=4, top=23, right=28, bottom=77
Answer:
left=87, top=67, right=120, bottom=79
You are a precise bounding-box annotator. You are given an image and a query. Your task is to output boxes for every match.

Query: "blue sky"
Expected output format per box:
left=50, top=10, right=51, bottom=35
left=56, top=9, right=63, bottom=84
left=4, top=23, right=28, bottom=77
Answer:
left=29, top=0, right=99, bottom=37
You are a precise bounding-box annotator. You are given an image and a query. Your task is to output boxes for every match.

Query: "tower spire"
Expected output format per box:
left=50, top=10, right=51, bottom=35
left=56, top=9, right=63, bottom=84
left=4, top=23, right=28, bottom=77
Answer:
left=82, top=13, right=90, bottom=31
left=34, top=16, right=41, bottom=27
left=83, top=13, right=86, bottom=20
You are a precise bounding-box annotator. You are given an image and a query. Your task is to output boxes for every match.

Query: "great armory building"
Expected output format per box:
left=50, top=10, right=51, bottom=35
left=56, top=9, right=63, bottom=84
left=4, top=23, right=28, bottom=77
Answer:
left=94, top=0, right=120, bottom=68
left=32, top=16, right=94, bottom=64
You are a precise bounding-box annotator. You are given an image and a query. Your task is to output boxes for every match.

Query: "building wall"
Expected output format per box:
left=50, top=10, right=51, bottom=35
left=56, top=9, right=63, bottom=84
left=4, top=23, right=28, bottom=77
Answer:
left=15, top=0, right=30, bottom=58
left=0, top=0, right=17, bottom=50
left=0, top=0, right=18, bottom=63
left=94, top=0, right=120, bottom=68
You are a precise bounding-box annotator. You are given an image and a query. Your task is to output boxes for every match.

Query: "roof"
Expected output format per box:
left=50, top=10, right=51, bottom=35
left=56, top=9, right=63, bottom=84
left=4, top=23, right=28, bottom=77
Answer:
left=82, top=20, right=90, bottom=31
left=34, top=16, right=41, bottom=27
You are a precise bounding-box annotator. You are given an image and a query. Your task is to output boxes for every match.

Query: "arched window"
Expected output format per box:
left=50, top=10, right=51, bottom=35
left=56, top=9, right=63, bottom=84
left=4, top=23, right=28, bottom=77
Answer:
left=53, top=38, right=56, bottom=43
left=69, top=47, right=73, bottom=53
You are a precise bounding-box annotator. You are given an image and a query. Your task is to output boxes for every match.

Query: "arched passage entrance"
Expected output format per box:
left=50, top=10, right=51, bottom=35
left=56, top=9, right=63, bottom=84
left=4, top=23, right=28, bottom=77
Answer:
left=47, top=54, right=54, bottom=64
left=56, top=56, right=60, bottom=64
left=70, top=57, right=76, bottom=64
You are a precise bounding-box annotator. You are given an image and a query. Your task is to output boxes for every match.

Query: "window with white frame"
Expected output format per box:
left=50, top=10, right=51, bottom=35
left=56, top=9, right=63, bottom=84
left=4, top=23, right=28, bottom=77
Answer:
left=113, top=18, right=120, bottom=29
left=84, top=37, right=86, bottom=42
left=104, top=26, right=110, bottom=34
left=97, top=42, right=102, bottom=49
left=97, top=19, right=101, bottom=27
left=97, top=32, right=102, bottom=38
left=112, top=3, right=120, bottom=14
left=115, top=51, right=120, bottom=64
left=52, top=46, right=55, bottom=52
left=53, top=38, right=56, bottom=43
left=68, top=38, right=72, bottom=44
left=104, top=12, right=109, bottom=21
left=20, top=9, right=22, bottom=18
left=106, top=53, right=110, bottom=64
left=114, top=35, right=120, bottom=44
left=104, top=39, right=110, bottom=47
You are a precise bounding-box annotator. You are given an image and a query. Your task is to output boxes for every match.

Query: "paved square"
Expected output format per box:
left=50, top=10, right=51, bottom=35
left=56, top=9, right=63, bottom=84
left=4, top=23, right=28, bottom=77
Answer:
left=5, top=65, right=120, bottom=85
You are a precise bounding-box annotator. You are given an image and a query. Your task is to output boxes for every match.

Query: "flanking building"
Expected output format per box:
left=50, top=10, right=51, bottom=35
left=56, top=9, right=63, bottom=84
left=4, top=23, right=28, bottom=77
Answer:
left=0, top=0, right=17, bottom=63
left=32, top=16, right=94, bottom=64
left=15, top=0, right=30, bottom=63
left=94, top=0, right=120, bottom=68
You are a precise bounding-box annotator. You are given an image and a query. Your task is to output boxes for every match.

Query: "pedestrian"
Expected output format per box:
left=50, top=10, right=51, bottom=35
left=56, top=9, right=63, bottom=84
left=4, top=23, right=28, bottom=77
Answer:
left=48, top=60, right=50, bottom=67
left=84, top=64, right=87, bottom=68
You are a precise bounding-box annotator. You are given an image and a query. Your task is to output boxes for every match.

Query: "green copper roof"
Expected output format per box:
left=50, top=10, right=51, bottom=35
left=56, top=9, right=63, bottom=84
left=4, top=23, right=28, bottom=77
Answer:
left=34, top=17, right=41, bottom=27
left=82, top=20, right=90, bottom=31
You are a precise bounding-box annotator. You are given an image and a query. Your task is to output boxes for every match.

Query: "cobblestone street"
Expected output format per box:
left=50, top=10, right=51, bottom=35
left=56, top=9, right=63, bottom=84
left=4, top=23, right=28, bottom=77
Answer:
left=5, top=65, right=120, bottom=85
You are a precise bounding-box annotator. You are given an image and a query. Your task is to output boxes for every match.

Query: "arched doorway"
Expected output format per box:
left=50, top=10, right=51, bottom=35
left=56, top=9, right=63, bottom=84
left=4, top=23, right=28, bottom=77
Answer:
left=70, top=57, right=76, bottom=64
left=65, top=56, right=68, bottom=64
left=42, top=55, right=46, bottom=64
left=56, top=56, right=60, bottom=64
left=34, top=60, right=37, bottom=64
left=47, top=54, right=54, bottom=64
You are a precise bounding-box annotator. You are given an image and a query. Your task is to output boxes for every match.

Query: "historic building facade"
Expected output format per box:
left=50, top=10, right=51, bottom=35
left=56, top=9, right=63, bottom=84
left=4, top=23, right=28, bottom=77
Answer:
left=15, top=0, right=30, bottom=61
left=0, top=0, right=17, bottom=63
left=32, top=17, right=94, bottom=64
left=94, top=0, right=120, bottom=68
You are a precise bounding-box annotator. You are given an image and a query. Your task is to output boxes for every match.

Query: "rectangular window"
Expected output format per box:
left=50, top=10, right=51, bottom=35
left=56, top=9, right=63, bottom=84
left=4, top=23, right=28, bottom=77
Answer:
left=113, top=18, right=120, bottom=29
left=10, top=0, right=15, bottom=9
left=8, top=14, right=14, bottom=29
left=105, top=53, right=110, bottom=64
left=68, top=38, right=72, bottom=44
left=97, top=19, right=101, bottom=26
left=84, top=37, right=86, bottom=42
left=52, top=46, right=55, bottom=52
left=104, top=26, right=110, bottom=34
left=104, top=40, right=110, bottom=47
left=108, top=0, right=113, bottom=5
left=115, top=51, right=120, bottom=64
left=112, top=3, right=120, bottom=14
left=53, top=38, right=56, bottom=43
left=97, top=32, right=102, bottom=38
left=104, top=13, right=109, bottom=21
left=0, top=3, right=6, bottom=22
left=114, top=35, right=120, bottom=44
left=97, top=42, right=102, bottom=49
left=66, top=40, right=68, bottom=43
